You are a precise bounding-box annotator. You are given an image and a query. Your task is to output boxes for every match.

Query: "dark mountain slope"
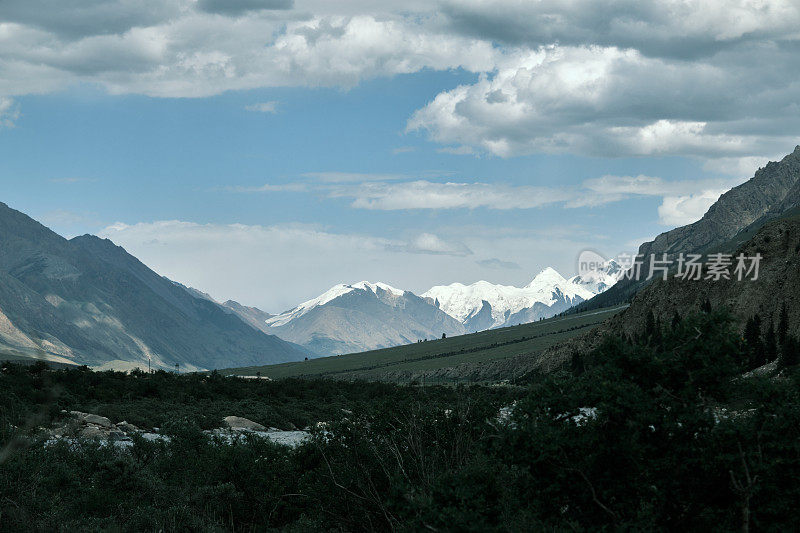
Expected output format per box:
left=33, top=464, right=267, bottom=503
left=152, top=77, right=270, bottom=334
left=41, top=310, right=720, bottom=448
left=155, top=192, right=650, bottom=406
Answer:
left=575, top=145, right=800, bottom=311
left=536, top=212, right=800, bottom=374
left=0, top=202, right=307, bottom=370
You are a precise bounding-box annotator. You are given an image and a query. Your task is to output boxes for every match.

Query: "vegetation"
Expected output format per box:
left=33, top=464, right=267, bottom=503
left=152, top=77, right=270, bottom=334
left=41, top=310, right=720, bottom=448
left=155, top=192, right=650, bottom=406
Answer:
left=221, top=306, right=627, bottom=382
left=2, top=307, right=800, bottom=531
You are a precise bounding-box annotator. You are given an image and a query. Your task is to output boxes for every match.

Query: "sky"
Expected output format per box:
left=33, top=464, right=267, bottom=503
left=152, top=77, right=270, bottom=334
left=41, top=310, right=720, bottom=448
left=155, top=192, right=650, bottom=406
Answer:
left=1, top=0, right=799, bottom=313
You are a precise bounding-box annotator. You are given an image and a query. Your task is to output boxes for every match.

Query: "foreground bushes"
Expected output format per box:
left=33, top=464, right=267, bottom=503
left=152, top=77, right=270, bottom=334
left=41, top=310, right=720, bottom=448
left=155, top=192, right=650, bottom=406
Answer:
left=2, top=310, right=800, bottom=531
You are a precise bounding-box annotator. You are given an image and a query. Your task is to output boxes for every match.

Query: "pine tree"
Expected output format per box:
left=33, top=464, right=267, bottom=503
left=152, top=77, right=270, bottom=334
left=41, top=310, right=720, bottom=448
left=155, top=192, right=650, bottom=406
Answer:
left=777, top=302, right=789, bottom=346
left=779, top=335, right=800, bottom=369
left=764, top=321, right=778, bottom=362
left=645, top=310, right=657, bottom=342
left=671, top=310, right=682, bottom=331
left=744, top=315, right=765, bottom=368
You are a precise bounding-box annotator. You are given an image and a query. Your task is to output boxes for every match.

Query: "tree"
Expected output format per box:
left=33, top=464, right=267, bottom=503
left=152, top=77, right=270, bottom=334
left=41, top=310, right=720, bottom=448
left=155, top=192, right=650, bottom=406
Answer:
left=764, top=321, right=778, bottom=362
left=777, top=302, right=789, bottom=346
left=671, top=311, right=682, bottom=331
left=744, top=315, right=765, bottom=368
left=779, top=335, right=800, bottom=369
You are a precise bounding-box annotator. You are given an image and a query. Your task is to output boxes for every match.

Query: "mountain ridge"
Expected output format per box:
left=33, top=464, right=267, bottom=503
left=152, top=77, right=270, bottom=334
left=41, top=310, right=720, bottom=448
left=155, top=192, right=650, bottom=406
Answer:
left=0, top=202, right=308, bottom=370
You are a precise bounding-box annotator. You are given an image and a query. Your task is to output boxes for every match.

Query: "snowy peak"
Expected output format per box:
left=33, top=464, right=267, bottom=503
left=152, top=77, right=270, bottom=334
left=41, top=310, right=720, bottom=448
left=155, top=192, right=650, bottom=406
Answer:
left=423, top=266, right=615, bottom=330
left=263, top=280, right=464, bottom=356
left=266, top=281, right=404, bottom=328
left=568, top=259, right=624, bottom=294
left=526, top=267, right=568, bottom=289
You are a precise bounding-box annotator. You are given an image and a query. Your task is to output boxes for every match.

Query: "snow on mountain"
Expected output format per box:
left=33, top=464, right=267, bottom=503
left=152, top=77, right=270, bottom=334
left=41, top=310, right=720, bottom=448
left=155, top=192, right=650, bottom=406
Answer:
left=264, top=281, right=464, bottom=355
left=266, top=281, right=404, bottom=328
left=423, top=267, right=611, bottom=330
left=568, top=259, right=624, bottom=294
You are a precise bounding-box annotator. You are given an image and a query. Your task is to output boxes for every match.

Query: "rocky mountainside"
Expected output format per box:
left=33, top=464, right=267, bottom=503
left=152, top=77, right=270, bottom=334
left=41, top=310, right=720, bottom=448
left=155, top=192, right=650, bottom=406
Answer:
left=222, top=300, right=274, bottom=334
left=537, top=212, right=800, bottom=374
left=0, top=202, right=308, bottom=370
left=577, top=146, right=800, bottom=311
left=265, top=282, right=466, bottom=355
left=424, top=265, right=617, bottom=331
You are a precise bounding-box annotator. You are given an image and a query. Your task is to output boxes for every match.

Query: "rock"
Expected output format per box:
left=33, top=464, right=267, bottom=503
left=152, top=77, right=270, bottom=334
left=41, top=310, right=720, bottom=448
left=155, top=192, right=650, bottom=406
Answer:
left=223, top=416, right=267, bottom=432
left=116, top=421, right=140, bottom=434
left=107, top=429, right=129, bottom=442
left=80, top=425, right=108, bottom=439
left=83, top=414, right=113, bottom=428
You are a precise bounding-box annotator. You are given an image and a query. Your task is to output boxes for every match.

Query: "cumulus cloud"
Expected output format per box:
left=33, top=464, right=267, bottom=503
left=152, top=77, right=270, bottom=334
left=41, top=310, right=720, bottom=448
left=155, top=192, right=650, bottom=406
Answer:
left=0, top=0, right=183, bottom=39
left=407, top=43, right=800, bottom=163
left=441, top=0, right=800, bottom=59
left=657, top=189, right=726, bottom=226
left=1, top=0, right=797, bottom=166
left=0, top=13, right=502, bottom=98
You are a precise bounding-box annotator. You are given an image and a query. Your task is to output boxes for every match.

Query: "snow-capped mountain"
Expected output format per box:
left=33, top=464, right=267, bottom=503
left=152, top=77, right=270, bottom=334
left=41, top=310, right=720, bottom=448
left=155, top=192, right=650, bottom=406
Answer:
left=265, top=281, right=465, bottom=356
left=423, top=267, right=615, bottom=331
left=266, top=282, right=403, bottom=328
left=568, top=259, right=624, bottom=294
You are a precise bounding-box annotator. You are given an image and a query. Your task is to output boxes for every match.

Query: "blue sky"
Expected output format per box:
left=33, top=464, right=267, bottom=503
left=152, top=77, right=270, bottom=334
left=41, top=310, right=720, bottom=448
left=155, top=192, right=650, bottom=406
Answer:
left=1, top=1, right=799, bottom=312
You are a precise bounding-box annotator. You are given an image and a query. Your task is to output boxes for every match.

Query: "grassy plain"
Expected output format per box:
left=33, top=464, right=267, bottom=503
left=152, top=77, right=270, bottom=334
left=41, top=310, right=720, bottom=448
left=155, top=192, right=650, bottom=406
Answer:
left=222, top=305, right=627, bottom=381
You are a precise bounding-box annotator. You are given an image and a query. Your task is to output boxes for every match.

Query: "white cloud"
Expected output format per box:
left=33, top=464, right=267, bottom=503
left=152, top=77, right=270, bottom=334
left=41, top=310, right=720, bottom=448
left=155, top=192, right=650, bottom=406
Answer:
left=0, top=0, right=797, bottom=165
left=0, top=12, right=503, bottom=98
left=657, top=189, right=726, bottom=226
left=441, top=0, right=800, bottom=59
left=407, top=42, right=800, bottom=165
left=97, top=219, right=604, bottom=311
left=244, top=101, right=279, bottom=113
left=330, top=180, right=570, bottom=210
left=325, top=175, right=741, bottom=212
left=0, top=97, right=20, bottom=128
left=225, top=183, right=308, bottom=192
left=302, top=171, right=408, bottom=183
left=398, top=233, right=472, bottom=256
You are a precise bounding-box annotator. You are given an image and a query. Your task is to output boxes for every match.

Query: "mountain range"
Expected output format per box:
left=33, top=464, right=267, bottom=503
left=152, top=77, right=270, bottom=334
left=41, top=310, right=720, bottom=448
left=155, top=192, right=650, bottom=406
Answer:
left=0, top=202, right=308, bottom=371
left=263, top=282, right=466, bottom=356
left=259, top=264, right=620, bottom=355
left=422, top=265, right=619, bottom=331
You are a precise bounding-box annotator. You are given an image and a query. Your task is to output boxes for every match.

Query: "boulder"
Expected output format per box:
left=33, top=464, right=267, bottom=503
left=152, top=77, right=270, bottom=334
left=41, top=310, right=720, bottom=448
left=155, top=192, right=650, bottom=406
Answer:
left=80, top=425, right=108, bottom=439
left=116, top=421, right=140, bottom=434
left=223, top=416, right=267, bottom=432
left=83, top=414, right=113, bottom=428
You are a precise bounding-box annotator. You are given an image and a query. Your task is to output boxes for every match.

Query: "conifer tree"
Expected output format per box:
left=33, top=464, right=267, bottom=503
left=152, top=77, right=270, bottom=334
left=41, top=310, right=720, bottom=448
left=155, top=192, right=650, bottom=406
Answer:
left=765, top=321, right=778, bottom=362
left=778, top=302, right=789, bottom=345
